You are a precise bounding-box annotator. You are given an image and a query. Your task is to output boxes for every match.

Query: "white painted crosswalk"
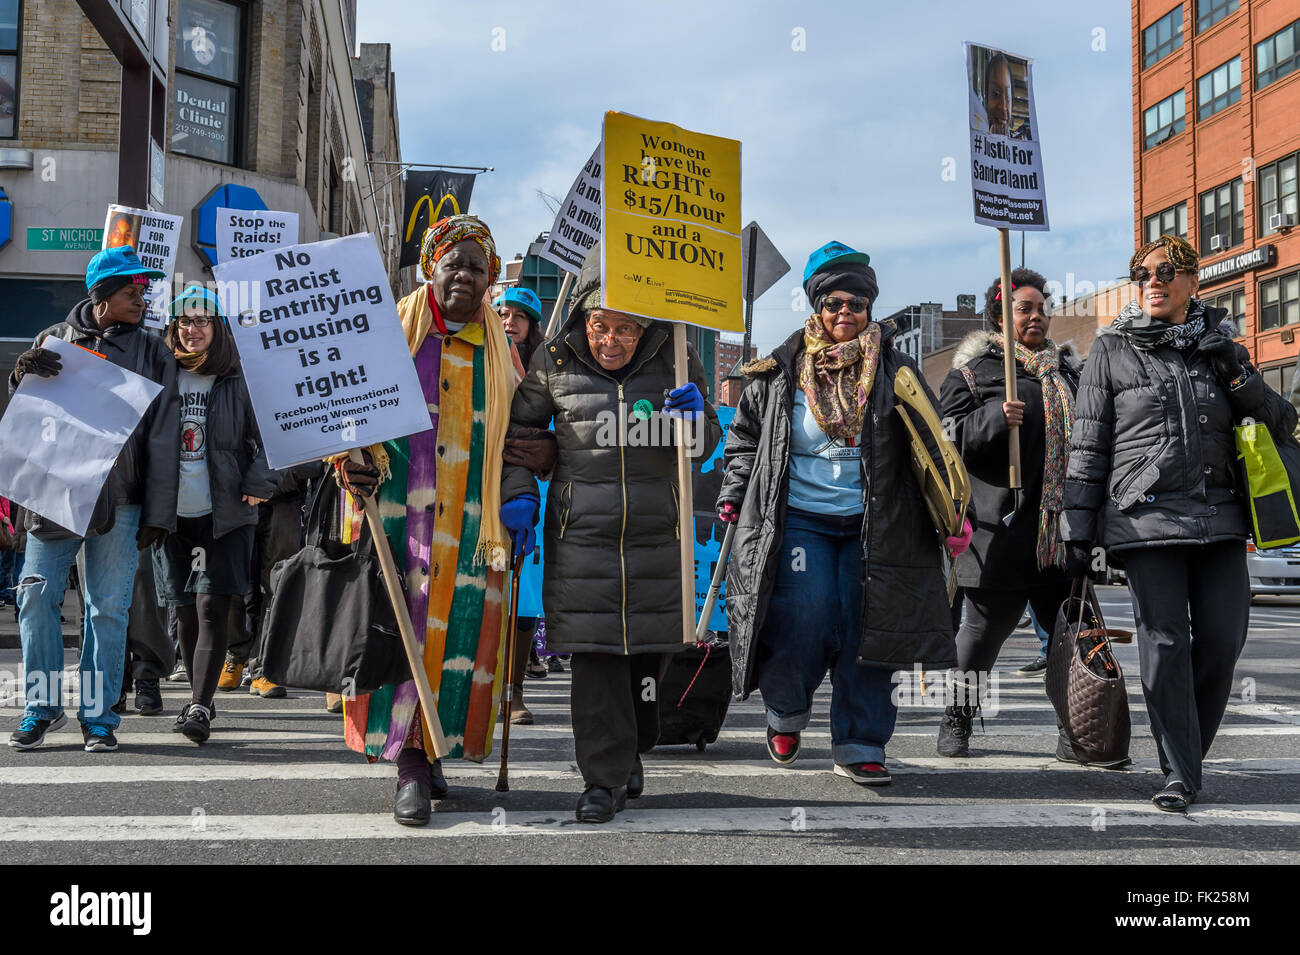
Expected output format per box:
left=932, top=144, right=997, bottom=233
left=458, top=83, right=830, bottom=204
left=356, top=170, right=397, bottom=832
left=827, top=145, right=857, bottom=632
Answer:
left=2, top=619, right=1299, bottom=859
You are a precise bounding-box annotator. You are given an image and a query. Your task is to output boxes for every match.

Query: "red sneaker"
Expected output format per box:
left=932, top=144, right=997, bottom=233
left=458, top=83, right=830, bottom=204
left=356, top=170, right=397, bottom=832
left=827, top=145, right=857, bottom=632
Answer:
left=766, top=726, right=801, bottom=765
left=834, top=761, right=892, bottom=786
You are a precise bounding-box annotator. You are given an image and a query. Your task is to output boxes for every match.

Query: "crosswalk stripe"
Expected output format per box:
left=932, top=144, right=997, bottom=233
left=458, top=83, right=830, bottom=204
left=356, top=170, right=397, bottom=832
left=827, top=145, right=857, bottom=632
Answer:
left=24, top=722, right=1296, bottom=746
left=2, top=803, right=1297, bottom=841
left=4, top=755, right=1299, bottom=786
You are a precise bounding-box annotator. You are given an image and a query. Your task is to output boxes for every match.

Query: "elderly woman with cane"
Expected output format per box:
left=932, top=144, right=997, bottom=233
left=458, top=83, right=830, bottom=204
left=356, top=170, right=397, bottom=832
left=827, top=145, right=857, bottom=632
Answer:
left=1062, top=234, right=1296, bottom=811
left=716, top=241, right=971, bottom=786
left=500, top=244, right=721, bottom=823
left=336, top=214, right=519, bottom=826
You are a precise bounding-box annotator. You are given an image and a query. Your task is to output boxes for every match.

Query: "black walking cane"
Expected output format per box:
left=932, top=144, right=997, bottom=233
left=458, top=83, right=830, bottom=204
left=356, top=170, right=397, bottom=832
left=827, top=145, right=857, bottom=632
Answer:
left=495, top=549, right=526, bottom=793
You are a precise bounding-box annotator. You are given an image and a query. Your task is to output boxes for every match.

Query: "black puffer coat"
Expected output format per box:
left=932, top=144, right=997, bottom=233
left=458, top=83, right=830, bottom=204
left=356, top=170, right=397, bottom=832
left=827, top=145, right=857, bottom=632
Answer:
left=717, top=323, right=956, bottom=700
left=1060, top=304, right=1297, bottom=551
left=10, top=301, right=180, bottom=540
left=940, top=330, right=1080, bottom=589
left=500, top=313, right=721, bottom=655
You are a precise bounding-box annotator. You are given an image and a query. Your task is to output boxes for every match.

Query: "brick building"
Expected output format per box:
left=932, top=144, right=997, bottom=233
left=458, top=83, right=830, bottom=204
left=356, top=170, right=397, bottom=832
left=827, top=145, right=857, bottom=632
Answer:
left=0, top=0, right=403, bottom=353
left=1135, top=0, right=1300, bottom=396
left=714, top=336, right=756, bottom=407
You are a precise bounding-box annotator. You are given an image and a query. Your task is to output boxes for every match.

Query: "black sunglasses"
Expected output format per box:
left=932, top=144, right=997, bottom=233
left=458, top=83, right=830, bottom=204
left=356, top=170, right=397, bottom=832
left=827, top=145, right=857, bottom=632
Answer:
left=1130, top=262, right=1187, bottom=285
left=822, top=296, right=870, bottom=315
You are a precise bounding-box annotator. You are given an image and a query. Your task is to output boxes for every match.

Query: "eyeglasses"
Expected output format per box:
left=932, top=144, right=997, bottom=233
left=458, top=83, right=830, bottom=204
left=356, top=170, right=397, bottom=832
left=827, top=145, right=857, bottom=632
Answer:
left=822, top=296, right=870, bottom=315
left=177, top=316, right=213, bottom=328
left=1130, top=263, right=1189, bottom=285
left=587, top=323, right=639, bottom=345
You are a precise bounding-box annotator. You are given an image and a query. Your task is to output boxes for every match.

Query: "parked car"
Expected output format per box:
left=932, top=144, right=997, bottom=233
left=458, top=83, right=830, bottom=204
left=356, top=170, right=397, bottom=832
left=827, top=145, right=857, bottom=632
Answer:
left=1247, top=538, right=1300, bottom=597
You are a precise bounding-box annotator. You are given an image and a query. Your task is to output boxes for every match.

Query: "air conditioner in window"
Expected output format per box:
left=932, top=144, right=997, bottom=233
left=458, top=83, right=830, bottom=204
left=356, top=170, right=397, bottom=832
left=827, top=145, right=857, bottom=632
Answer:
left=1269, top=212, right=1297, bottom=232
left=1209, top=234, right=1227, bottom=251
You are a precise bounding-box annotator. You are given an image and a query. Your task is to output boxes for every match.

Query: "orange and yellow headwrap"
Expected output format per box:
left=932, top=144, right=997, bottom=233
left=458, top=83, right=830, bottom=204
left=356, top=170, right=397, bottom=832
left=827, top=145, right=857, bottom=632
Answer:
left=419, top=214, right=501, bottom=283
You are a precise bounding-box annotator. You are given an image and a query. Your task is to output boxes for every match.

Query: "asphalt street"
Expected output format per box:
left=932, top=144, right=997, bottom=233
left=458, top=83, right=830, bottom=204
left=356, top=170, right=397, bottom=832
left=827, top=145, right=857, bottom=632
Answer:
left=1, top=586, right=1298, bottom=864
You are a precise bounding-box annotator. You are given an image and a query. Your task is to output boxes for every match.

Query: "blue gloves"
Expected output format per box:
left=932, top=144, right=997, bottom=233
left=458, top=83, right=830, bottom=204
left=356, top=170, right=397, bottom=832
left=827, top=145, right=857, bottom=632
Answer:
left=500, top=494, right=539, bottom=557
left=663, top=383, right=704, bottom=419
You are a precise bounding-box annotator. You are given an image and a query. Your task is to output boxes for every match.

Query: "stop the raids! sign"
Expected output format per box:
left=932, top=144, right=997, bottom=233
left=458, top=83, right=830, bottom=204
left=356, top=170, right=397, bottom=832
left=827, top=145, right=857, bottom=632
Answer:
left=212, top=233, right=432, bottom=469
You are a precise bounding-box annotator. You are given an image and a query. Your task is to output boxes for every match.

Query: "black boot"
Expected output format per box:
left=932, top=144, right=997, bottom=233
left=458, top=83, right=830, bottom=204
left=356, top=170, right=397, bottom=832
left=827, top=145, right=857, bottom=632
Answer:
left=937, top=705, right=975, bottom=758
left=394, top=781, right=432, bottom=826
left=575, top=784, right=628, bottom=823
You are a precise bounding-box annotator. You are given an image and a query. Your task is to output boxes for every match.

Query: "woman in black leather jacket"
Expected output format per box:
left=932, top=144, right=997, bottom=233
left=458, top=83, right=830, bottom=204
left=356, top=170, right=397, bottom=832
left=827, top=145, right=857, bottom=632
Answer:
left=1060, top=234, right=1296, bottom=811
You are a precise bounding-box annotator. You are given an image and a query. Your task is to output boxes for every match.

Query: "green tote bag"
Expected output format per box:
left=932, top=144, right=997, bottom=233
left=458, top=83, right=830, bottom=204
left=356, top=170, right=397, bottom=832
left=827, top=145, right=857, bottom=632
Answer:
left=1235, top=420, right=1300, bottom=549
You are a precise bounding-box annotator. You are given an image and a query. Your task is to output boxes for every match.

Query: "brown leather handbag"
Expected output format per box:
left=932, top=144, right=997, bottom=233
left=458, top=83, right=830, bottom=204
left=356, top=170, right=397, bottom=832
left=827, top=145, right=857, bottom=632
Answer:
left=1046, top=580, right=1133, bottom=767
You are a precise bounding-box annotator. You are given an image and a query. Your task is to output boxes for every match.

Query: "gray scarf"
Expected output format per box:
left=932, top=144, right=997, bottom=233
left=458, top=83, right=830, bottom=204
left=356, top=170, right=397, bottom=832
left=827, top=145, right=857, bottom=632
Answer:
left=1112, top=298, right=1208, bottom=351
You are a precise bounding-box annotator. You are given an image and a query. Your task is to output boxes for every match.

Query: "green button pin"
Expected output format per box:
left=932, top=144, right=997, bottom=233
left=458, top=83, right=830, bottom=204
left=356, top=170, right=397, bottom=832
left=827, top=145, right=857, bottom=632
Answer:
left=632, top=399, right=654, bottom=420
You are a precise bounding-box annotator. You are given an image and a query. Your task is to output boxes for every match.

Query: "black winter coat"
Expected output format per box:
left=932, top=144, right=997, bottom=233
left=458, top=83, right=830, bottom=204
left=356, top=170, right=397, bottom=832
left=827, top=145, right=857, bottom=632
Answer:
left=500, top=315, right=722, bottom=655
left=191, top=369, right=281, bottom=539
left=940, top=330, right=1080, bottom=589
left=10, top=301, right=180, bottom=540
left=717, top=323, right=956, bottom=701
left=1060, top=304, right=1298, bottom=551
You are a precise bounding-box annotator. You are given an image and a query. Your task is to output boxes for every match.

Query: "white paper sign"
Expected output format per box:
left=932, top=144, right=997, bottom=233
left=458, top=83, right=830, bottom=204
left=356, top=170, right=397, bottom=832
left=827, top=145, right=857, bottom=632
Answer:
left=212, top=233, right=433, bottom=469
left=102, top=204, right=184, bottom=327
left=964, top=42, right=1049, bottom=231
left=215, top=207, right=299, bottom=264
left=539, top=144, right=602, bottom=273
left=0, top=337, right=163, bottom=537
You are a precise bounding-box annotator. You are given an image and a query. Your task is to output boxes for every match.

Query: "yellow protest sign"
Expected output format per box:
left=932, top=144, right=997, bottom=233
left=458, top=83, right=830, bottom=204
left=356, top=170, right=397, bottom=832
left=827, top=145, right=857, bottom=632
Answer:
left=601, top=112, right=743, bottom=333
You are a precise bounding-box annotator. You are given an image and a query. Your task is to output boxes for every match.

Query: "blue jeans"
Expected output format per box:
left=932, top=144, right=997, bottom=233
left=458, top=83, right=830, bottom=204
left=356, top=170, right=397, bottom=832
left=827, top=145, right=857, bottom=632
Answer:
left=17, top=505, right=141, bottom=729
left=1028, top=605, right=1050, bottom=655
left=0, top=548, right=18, bottom=602
left=756, top=508, right=898, bottom=765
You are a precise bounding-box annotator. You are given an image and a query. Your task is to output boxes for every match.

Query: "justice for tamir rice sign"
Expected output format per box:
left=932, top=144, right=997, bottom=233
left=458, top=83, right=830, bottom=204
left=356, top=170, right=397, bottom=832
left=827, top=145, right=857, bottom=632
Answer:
left=212, top=233, right=432, bottom=469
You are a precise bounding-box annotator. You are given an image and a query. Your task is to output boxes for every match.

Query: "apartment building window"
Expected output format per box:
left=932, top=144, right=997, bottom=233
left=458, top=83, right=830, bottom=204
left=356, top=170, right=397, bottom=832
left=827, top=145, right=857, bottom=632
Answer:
left=1259, top=270, right=1300, bottom=331
left=171, top=0, right=244, bottom=165
left=1197, top=57, right=1241, bottom=119
left=1143, top=8, right=1183, bottom=68
left=1145, top=202, right=1188, bottom=243
left=1196, top=0, right=1238, bottom=34
left=1256, top=18, right=1300, bottom=89
left=0, top=0, right=19, bottom=138
left=1205, top=287, right=1245, bottom=337
left=1262, top=361, right=1297, bottom=398
left=1198, top=179, right=1243, bottom=254
left=1259, top=151, right=1299, bottom=236
left=1143, top=91, right=1185, bottom=149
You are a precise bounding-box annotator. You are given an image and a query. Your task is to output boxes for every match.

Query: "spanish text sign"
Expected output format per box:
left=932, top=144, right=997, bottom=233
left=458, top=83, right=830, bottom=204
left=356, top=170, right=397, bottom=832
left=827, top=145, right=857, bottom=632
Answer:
left=212, top=233, right=432, bottom=469
left=601, top=112, right=744, bottom=333
left=964, top=42, right=1049, bottom=231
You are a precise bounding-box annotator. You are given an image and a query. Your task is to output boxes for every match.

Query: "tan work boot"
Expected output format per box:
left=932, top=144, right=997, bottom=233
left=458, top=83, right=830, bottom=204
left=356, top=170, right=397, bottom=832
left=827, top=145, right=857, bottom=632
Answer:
left=324, top=692, right=344, bottom=714
left=509, top=683, right=533, bottom=725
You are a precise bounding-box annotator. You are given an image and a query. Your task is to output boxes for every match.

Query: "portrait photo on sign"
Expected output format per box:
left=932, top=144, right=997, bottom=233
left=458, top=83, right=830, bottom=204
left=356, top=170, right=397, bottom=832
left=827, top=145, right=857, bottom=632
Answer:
left=968, top=44, right=1034, bottom=141
left=103, top=211, right=143, bottom=250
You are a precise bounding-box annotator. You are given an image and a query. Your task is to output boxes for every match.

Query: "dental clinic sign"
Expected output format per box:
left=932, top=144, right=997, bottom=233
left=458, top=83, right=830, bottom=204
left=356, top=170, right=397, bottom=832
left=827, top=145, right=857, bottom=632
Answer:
left=1198, top=245, right=1275, bottom=286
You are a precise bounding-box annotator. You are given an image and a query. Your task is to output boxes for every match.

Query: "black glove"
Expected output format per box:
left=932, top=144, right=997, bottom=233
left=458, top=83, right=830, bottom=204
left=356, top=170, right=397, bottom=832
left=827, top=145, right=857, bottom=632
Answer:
left=1063, top=541, right=1094, bottom=580
left=14, top=348, right=62, bottom=384
left=1196, top=333, right=1246, bottom=385
left=136, top=526, right=168, bottom=551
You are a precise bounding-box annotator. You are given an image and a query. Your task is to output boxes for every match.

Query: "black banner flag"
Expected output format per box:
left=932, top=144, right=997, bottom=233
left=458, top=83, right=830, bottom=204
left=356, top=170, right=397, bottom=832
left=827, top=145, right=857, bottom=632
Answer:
left=399, top=171, right=477, bottom=268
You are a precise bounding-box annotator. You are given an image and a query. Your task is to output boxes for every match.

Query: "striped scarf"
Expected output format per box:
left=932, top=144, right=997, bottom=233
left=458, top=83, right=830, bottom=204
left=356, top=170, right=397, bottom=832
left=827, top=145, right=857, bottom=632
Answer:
left=798, top=316, right=883, bottom=441
left=1014, top=339, right=1074, bottom=570
left=342, top=331, right=506, bottom=763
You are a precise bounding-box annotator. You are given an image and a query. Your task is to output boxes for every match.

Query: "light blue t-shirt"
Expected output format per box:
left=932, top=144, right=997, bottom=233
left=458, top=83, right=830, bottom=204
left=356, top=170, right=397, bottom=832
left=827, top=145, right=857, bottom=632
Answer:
left=787, top=389, right=865, bottom=517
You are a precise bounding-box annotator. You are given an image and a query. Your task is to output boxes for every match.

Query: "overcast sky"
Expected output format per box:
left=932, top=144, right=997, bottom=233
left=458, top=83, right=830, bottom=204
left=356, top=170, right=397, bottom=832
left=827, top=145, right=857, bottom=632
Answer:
left=357, top=0, right=1133, bottom=352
